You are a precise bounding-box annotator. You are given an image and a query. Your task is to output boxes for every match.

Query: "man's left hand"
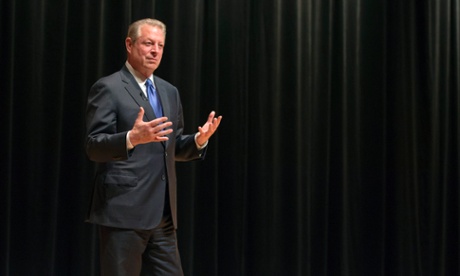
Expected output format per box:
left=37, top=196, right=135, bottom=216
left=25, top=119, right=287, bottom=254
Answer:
left=196, top=111, right=222, bottom=146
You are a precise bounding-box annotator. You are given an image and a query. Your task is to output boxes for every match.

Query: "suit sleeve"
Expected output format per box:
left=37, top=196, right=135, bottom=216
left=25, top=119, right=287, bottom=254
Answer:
left=85, top=80, right=130, bottom=162
left=171, top=88, right=207, bottom=161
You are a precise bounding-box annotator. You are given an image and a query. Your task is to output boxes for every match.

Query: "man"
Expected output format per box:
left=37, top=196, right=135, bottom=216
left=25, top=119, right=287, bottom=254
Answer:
left=85, top=18, right=222, bottom=275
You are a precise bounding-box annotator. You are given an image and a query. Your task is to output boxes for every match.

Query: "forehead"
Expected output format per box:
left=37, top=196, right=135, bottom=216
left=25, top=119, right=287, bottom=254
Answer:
left=139, top=24, right=165, bottom=40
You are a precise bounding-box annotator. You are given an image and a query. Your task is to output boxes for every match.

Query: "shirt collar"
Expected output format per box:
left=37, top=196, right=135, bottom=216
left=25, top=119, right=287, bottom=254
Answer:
left=125, top=61, right=155, bottom=88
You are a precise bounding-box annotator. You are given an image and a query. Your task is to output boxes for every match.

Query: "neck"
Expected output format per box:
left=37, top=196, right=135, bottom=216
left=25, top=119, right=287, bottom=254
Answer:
left=125, top=61, right=153, bottom=80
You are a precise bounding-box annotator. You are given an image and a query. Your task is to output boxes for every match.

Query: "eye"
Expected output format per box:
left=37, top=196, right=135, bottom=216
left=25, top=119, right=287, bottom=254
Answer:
left=142, top=41, right=153, bottom=47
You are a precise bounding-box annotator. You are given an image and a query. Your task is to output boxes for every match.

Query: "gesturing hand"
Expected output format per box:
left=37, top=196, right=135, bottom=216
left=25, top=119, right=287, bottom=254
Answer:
left=128, top=107, right=173, bottom=147
left=196, top=111, right=223, bottom=146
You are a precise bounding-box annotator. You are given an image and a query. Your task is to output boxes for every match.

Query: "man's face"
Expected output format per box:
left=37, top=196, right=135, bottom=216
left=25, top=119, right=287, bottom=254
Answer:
left=126, top=24, right=165, bottom=77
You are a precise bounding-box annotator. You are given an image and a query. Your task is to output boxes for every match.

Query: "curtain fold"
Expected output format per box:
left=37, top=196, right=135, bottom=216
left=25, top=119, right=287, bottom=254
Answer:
left=1, top=0, right=458, bottom=275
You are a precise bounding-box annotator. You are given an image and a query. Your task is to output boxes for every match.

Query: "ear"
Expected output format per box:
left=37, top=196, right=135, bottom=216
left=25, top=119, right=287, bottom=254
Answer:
left=125, top=37, right=133, bottom=53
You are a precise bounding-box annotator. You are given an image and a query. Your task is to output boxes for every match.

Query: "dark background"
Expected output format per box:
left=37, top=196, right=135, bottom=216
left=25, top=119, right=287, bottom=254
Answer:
left=1, top=0, right=459, bottom=275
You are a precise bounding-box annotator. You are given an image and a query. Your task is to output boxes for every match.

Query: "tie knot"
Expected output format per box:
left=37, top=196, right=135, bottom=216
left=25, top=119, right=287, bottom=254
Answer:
left=145, top=78, right=153, bottom=88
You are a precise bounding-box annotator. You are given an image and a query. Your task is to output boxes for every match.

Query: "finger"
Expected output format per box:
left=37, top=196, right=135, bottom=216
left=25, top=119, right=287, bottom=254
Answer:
left=156, top=136, right=169, bottom=141
left=206, top=115, right=221, bottom=130
left=147, top=116, right=169, bottom=127
left=154, top=116, right=169, bottom=123
left=207, top=111, right=216, bottom=123
left=213, top=116, right=222, bottom=128
left=153, top=128, right=173, bottom=142
left=154, top=122, right=173, bottom=132
left=207, top=116, right=222, bottom=133
left=157, top=128, right=173, bottom=136
left=199, top=125, right=213, bottom=136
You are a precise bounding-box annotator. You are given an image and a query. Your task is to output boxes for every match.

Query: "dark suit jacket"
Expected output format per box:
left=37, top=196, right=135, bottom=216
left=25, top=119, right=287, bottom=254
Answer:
left=85, top=65, right=205, bottom=230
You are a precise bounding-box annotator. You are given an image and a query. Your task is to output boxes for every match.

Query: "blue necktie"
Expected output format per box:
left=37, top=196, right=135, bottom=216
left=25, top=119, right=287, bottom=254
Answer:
left=145, top=78, right=163, bottom=117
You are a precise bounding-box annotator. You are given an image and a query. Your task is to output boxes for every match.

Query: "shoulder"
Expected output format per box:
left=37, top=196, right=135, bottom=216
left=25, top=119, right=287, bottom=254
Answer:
left=89, top=68, right=132, bottom=95
left=154, top=75, right=177, bottom=91
left=93, top=69, right=127, bottom=87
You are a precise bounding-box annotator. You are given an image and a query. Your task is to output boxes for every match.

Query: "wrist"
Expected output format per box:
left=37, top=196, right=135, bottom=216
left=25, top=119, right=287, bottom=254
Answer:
left=194, top=133, right=208, bottom=149
left=128, top=131, right=139, bottom=147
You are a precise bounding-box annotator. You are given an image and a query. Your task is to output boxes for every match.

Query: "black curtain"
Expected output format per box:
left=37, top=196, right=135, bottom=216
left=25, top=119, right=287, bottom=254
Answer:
left=1, top=0, right=458, bottom=275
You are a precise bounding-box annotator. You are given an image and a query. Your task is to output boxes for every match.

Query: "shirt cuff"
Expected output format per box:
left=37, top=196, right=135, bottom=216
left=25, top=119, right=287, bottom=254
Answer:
left=126, top=131, right=134, bottom=150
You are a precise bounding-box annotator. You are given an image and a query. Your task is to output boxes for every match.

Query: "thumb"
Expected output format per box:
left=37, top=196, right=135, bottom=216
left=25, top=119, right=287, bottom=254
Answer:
left=136, top=107, right=145, bottom=122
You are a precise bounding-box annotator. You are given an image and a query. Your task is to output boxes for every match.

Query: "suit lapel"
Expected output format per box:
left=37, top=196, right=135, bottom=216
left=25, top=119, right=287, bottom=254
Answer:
left=120, top=66, right=156, bottom=121
left=154, top=76, right=170, bottom=120
left=154, top=76, right=171, bottom=148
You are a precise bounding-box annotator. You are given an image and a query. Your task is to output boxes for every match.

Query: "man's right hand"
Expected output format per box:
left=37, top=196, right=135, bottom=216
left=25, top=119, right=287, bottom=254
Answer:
left=128, top=107, right=173, bottom=147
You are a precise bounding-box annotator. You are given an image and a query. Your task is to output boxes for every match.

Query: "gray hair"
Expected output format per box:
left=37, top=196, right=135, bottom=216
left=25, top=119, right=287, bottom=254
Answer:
left=127, top=18, right=166, bottom=42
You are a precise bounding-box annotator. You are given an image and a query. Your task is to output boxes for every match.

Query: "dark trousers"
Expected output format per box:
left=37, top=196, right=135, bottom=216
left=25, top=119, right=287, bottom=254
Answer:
left=98, top=215, right=183, bottom=276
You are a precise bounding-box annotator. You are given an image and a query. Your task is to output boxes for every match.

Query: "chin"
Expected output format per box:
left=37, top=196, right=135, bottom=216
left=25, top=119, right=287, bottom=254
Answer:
left=146, top=64, right=158, bottom=70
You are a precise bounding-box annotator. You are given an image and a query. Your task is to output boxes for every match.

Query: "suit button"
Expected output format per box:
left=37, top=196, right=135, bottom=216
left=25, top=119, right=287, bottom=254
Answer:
left=165, top=152, right=168, bottom=157
left=161, top=174, right=166, bottom=180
